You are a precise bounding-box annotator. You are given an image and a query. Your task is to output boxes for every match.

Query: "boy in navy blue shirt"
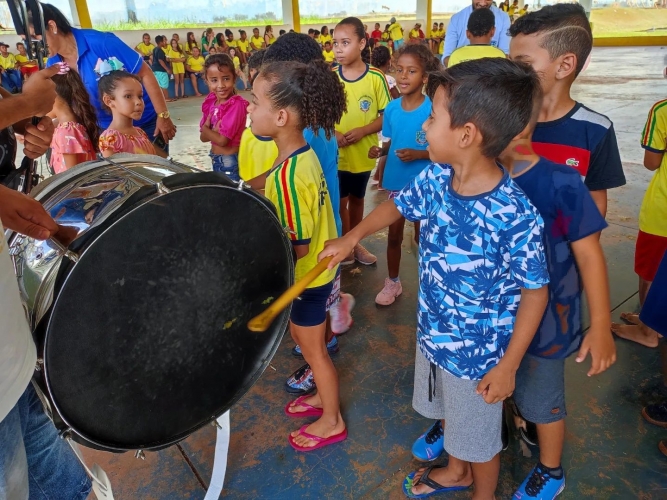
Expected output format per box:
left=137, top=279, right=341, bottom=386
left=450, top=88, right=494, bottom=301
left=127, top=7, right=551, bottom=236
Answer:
left=499, top=103, right=617, bottom=499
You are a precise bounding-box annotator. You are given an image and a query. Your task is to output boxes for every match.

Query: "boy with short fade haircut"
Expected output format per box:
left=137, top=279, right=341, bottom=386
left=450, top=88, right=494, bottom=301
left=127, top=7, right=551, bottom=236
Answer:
left=320, top=58, right=550, bottom=500
left=448, top=8, right=506, bottom=67
left=510, top=3, right=625, bottom=218
left=499, top=95, right=616, bottom=500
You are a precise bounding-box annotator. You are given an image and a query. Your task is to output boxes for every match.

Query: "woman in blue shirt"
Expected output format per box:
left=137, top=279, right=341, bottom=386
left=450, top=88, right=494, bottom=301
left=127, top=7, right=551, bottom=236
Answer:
left=40, top=3, right=176, bottom=148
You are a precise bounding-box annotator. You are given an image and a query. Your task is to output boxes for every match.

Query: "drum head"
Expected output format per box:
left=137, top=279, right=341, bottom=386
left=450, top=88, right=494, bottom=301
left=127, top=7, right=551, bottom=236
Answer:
left=43, top=183, right=293, bottom=451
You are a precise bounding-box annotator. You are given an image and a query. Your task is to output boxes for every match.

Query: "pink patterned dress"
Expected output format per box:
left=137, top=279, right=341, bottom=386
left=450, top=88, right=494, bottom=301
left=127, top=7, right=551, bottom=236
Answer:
left=98, top=127, right=156, bottom=156
left=50, top=122, right=97, bottom=174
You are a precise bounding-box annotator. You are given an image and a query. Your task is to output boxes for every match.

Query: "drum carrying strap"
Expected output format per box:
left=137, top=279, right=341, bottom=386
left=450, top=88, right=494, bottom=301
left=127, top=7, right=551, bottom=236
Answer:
left=204, top=410, right=231, bottom=500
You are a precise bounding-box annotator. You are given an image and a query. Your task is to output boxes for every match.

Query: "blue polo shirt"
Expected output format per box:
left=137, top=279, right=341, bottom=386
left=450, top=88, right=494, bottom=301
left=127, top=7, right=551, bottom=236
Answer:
left=47, top=28, right=156, bottom=132
left=442, top=5, right=511, bottom=58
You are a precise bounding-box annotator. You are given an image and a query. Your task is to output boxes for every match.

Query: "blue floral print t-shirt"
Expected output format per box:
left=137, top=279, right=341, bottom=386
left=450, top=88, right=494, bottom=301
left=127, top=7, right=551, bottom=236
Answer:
left=394, top=163, right=550, bottom=380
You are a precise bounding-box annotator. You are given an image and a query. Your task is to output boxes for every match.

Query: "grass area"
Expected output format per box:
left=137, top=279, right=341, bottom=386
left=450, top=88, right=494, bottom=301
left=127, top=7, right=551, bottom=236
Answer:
left=591, top=7, right=667, bottom=37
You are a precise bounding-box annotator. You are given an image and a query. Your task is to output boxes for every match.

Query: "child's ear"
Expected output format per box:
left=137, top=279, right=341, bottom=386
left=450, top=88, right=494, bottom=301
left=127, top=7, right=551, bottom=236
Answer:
left=460, top=122, right=479, bottom=149
left=275, top=108, right=288, bottom=128
left=102, top=93, right=114, bottom=109
left=555, top=52, right=577, bottom=81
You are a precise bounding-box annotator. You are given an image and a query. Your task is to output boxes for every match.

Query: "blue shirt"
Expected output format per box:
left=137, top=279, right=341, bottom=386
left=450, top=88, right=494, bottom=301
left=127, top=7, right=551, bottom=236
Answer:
left=381, top=96, right=432, bottom=191
left=640, top=252, right=667, bottom=337
left=47, top=28, right=157, bottom=132
left=513, top=157, right=607, bottom=359
left=394, top=163, right=549, bottom=380
left=304, top=128, right=342, bottom=237
left=443, top=5, right=511, bottom=58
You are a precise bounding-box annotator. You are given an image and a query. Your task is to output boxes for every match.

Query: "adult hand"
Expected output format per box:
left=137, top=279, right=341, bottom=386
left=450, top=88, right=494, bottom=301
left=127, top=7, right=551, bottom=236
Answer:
left=156, top=115, right=176, bottom=141
left=0, top=185, right=58, bottom=240
left=20, top=65, right=59, bottom=117
left=23, top=117, right=55, bottom=159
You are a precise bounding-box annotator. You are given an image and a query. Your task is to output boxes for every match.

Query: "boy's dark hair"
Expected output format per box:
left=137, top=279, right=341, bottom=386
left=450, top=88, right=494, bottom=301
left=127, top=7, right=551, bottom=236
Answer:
left=204, top=53, right=237, bottom=80
left=279, top=29, right=286, bottom=36
left=371, top=45, right=391, bottom=69
left=15, top=42, right=22, bottom=48
left=154, top=35, right=164, bottom=44
left=308, top=29, right=315, bottom=35
left=264, top=32, right=324, bottom=65
left=324, top=41, right=331, bottom=47
left=54, top=70, right=100, bottom=150
left=426, top=58, right=542, bottom=157
left=247, top=49, right=266, bottom=72
left=338, top=17, right=366, bottom=42
left=260, top=61, right=346, bottom=140
left=509, top=3, right=592, bottom=77
left=98, top=71, right=142, bottom=114
left=314, top=30, right=320, bottom=37
left=395, top=43, right=441, bottom=73
left=467, top=8, right=495, bottom=37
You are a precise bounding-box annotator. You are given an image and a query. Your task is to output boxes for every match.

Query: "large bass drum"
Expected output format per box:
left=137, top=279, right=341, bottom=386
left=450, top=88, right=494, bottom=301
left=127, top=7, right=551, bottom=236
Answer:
left=7, top=154, right=294, bottom=452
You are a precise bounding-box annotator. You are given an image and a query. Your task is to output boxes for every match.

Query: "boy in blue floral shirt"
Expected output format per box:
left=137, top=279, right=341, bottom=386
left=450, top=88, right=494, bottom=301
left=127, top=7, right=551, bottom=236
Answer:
left=321, top=58, right=550, bottom=500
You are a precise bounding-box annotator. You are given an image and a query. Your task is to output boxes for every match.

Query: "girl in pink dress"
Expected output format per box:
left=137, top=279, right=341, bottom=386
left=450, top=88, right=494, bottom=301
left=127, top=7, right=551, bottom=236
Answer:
left=98, top=71, right=156, bottom=157
left=50, top=63, right=98, bottom=173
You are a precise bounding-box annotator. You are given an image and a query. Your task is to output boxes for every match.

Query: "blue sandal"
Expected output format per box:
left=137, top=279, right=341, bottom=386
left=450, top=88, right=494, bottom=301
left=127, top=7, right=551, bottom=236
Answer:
left=402, top=466, right=472, bottom=499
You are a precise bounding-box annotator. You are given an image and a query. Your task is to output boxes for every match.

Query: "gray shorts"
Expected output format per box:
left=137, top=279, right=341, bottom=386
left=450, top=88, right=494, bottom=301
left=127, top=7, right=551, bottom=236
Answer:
left=412, top=345, right=502, bottom=463
left=514, top=353, right=566, bottom=424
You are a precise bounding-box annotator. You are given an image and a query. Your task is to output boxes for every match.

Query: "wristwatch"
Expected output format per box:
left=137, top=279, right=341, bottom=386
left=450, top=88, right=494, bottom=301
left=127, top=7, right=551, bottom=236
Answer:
left=158, top=111, right=170, bottom=119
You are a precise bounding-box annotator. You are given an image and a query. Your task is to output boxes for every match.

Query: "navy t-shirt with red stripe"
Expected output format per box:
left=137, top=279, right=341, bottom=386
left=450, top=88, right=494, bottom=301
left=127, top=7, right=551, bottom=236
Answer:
left=532, top=102, right=626, bottom=192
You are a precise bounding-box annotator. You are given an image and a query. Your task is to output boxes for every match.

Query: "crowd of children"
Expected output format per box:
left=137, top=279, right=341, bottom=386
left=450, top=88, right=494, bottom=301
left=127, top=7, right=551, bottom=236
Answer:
left=34, top=3, right=667, bottom=498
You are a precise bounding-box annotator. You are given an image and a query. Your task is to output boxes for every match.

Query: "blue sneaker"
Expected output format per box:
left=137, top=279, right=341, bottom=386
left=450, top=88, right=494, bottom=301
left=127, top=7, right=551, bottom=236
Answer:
left=292, top=336, right=339, bottom=358
left=514, top=464, right=565, bottom=499
left=411, top=420, right=445, bottom=462
left=285, top=363, right=316, bottom=395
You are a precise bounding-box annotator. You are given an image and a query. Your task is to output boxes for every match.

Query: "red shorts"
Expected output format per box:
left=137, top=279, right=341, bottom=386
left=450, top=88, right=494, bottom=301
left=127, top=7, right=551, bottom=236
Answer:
left=635, top=230, right=667, bottom=282
left=20, top=66, right=38, bottom=76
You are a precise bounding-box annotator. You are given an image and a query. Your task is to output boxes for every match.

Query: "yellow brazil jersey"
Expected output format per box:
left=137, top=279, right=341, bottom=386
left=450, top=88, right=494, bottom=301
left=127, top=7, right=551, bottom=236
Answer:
left=250, top=36, right=264, bottom=50
left=381, top=32, right=390, bottom=42
left=186, top=55, right=205, bottom=72
left=335, top=64, right=391, bottom=174
left=319, top=34, right=332, bottom=46
left=322, top=49, right=335, bottom=64
left=640, top=100, right=667, bottom=237
left=265, top=145, right=338, bottom=288
left=15, top=54, right=36, bottom=68
left=238, top=128, right=279, bottom=182
left=439, top=39, right=444, bottom=55
left=409, top=29, right=420, bottom=40
left=227, top=39, right=238, bottom=49
left=0, top=53, right=17, bottom=70
left=447, top=45, right=506, bottom=67
left=136, top=43, right=155, bottom=57
left=233, top=56, right=241, bottom=69
left=237, top=39, right=250, bottom=53
left=388, top=22, right=403, bottom=41
left=266, top=34, right=276, bottom=46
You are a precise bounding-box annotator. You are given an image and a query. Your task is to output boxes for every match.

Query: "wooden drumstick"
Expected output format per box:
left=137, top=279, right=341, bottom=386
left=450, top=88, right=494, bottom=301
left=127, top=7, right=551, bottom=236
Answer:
left=247, top=256, right=333, bottom=332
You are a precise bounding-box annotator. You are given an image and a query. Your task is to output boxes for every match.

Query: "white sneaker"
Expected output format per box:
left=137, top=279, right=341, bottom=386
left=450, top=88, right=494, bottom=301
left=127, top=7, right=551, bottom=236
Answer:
left=375, top=278, right=402, bottom=306
left=330, top=293, right=355, bottom=335
left=354, top=244, right=377, bottom=265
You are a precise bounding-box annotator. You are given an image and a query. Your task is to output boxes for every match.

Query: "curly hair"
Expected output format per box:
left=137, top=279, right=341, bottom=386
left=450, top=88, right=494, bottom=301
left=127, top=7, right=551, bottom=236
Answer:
left=247, top=49, right=266, bottom=72
left=395, top=43, right=441, bottom=73
left=260, top=61, right=347, bottom=140
left=467, top=8, right=495, bottom=38
left=97, top=71, right=143, bottom=114
left=204, top=53, right=237, bottom=81
left=264, top=32, right=324, bottom=65
left=371, top=45, right=391, bottom=70
left=54, top=71, right=100, bottom=151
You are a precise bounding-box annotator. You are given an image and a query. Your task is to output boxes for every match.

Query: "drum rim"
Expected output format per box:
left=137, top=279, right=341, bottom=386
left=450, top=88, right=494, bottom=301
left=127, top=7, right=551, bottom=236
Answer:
left=42, top=183, right=294, bottom=451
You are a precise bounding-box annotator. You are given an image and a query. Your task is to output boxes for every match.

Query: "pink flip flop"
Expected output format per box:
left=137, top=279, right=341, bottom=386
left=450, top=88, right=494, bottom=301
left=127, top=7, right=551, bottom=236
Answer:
left=284, top=395, right=323, bottom=418
left=288, top=425, right=348, bottom=452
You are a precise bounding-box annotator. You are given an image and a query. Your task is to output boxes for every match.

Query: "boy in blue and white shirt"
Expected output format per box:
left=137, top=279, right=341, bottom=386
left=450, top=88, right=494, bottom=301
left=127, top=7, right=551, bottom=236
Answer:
left=320, top=58, right=549, bottom=499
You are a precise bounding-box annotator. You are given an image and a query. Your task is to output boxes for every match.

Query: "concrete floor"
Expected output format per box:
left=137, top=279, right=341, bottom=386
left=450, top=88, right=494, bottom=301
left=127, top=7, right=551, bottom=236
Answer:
left=78, top=46, right=667, bottom=499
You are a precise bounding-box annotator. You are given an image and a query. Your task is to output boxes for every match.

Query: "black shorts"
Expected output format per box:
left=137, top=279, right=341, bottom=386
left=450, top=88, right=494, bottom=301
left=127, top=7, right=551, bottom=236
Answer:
left=290, top=280, right=334, bottom=327
left=338, top=170, right=371, bottom=199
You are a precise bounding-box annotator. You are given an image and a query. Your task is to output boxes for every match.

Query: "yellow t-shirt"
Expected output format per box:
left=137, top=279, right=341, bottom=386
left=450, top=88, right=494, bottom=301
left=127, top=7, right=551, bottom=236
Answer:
left=640, top=100, right=667, bottom=237
left=233, top=56, right=241, bottom=69
left=447, top=45, right=506, bottom=67
left=186, top=55, right=205, bottom=72
left=227, top=39, right=238, bottom=49
left=319, top=34, right=332, bottom=45
left=439, top=40, right=444, bottom=55
left=236, top=39, right=250, bottom=53
left=15, top=54, right=36, bottom=68
left=322, top=49, right=335, bottom=63
left=388, top=22, right=403, bottom=41
left=265, top=34, right=276, bottom=46
left=250, top=36, right=264, bottom=50
left=409, top=29, right=420, bottom=40
left=265, top=146, right=338, bottom=288
left=335, top=64, right=391, bottom=174
left=509, top=5, right=518, bottom=15
left=381, top=32, right=390, bottom=42
left=238, top=128, right=278, bottom=182
left=167, top=48, right=185, bottom=74
left=136, top=43, right=155, bottom=57
left=0, top=53, right=17, bottom=70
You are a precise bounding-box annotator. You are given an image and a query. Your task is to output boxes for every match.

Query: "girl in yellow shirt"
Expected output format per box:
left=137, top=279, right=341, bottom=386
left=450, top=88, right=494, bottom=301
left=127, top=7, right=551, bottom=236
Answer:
left=228, top=48, right=250, bottom=90
left=167, top=38, right=186, bottom=98
left=264, top=25, right=276, bottom=46
left=185, top=46, right=205, bottom=96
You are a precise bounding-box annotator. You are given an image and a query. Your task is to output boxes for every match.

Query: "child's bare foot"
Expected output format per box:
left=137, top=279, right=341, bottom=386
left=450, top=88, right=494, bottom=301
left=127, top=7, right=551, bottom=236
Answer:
left=286, top=393, right=322, bottom=414
left=290, top=413, right=345, bottom=448
left=611, top=322, right=659, bottom=348
left=409, top=464, right=473, bottom=496
left=620, top=312, right=641, bottom=325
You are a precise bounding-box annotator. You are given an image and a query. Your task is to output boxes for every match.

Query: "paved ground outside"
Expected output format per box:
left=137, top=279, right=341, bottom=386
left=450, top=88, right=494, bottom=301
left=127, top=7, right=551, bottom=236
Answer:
left=78, top=46, right=667, bottom=499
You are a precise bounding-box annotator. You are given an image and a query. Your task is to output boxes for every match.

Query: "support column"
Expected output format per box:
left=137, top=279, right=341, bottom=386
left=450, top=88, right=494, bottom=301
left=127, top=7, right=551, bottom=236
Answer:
left=416, top=0, right=432, bottom=29
left=282, top=0, right=301, bottom=33
left=68, top=0, right=92, bottom=28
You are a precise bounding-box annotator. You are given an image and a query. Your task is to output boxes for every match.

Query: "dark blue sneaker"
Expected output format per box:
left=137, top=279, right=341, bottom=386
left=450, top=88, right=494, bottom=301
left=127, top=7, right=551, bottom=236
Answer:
left=292, top=336, right=339, bottom=358
left=285, top=363, right=316, bottom=395
left=411, top=420, right=445, bottom=462
left=514, top=464, right=565, bottom=499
